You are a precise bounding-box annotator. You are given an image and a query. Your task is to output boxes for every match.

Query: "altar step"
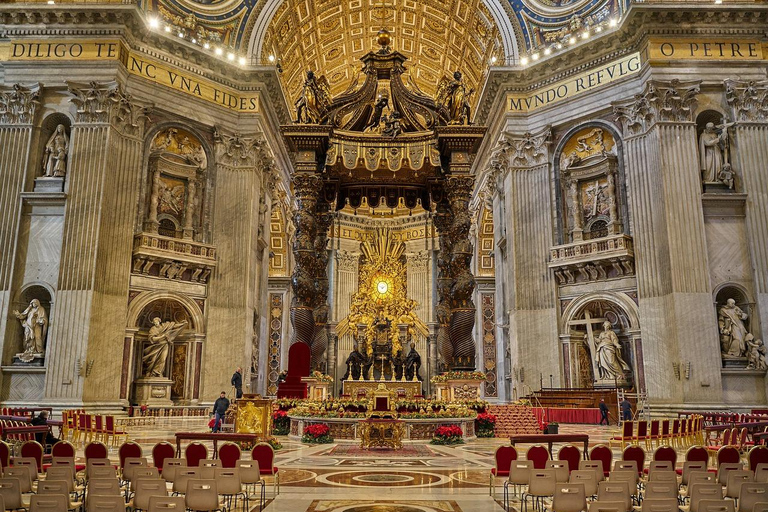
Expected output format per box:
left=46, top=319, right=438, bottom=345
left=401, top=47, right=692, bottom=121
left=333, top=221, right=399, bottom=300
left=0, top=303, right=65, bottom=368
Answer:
left=486, top=404, right=541, bottom=438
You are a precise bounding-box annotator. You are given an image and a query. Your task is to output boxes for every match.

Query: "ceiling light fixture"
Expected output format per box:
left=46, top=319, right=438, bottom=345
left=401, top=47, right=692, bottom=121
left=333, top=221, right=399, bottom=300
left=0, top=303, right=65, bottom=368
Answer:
left=609, top=18, right=618, bottom=27
left=227, top=52, right=235, bottom=61
left=178, top=32, right=184, bottom=38
left=239, top=56, right=246, bottom=65
left=268, top=54, right=276, bottom=63
left=582, top=30, right=590, bottom=39
left=148, top=17, right=159, bottom=29
left=215, top=48, right=223, bottom=56
left=520, top=56, right=529, bottom=65
left=490, top=56, right=498, bottom=64
left=532, top=53, right=540, bottom=60
left=569, top=37, right=577, bottom=45
left=204, top=43, right=210, bottom=50
left=164, top=26, right=171, bottom=33
left=544, top=48, right=552, bottom=55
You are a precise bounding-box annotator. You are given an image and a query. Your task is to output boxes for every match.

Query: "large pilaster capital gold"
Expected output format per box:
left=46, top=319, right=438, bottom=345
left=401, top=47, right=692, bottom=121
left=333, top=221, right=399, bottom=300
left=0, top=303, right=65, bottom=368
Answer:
left=725, top=79, right=768, bottom=123
left=213, top=127, right=270, bottom=169
left=67, top=80, right=121, bottom=124
left=0, top=83, right=40, bottom=126
left=613, top=79, right=700, bottom=136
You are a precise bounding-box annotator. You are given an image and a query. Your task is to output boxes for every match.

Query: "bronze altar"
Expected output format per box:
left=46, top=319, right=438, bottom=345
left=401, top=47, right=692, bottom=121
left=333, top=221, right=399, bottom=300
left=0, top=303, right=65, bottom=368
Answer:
left=358, top=419, right=405, bottom=450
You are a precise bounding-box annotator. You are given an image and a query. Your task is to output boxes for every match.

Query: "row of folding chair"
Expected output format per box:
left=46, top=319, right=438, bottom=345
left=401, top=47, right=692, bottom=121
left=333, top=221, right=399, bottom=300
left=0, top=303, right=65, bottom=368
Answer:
left=611, top=417, right=706, bottom=451
left=64, top=411, right=128, bottom=447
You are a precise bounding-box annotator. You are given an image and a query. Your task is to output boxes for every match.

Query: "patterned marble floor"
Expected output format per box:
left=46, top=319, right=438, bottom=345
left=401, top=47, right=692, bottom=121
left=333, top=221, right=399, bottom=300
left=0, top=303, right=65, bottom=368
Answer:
left=86, top=420, right=652, bottom=511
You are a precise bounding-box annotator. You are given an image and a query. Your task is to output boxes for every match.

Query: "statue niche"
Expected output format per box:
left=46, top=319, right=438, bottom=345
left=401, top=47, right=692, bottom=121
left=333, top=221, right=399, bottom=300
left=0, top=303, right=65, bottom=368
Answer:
left=715, top=286, right=763, bottom=370
left=697, top=110, right=736, bottom=192
left=559, top=127, right=623, bottom=243
left=144, top=128, right=207, bottom=240
left=10, top=285, right=52, bottom=366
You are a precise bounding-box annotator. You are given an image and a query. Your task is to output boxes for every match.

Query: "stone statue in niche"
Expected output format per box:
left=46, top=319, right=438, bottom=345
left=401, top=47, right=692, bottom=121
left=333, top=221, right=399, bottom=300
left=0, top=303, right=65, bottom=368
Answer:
left=42, top=124, right=69, bottom=178
left=13, top=299, right=48, bottom=360
left=746, top=334, right=767, bottom=371
left=699, top=119, right=736, bottom=188
left=142, top=317, right=187, bottom=377
left=718, top=298, right=749, bottom=357
left=594, top=321, right=631, bottom=382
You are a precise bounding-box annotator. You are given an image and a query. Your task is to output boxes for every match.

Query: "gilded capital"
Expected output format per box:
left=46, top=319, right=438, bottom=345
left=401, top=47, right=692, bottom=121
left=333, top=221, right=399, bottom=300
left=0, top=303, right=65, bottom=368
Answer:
left=725, top=79, right=768, bottom=123
left=0, top=83, right=40, bottom=125
left=67, top=80, right=121, bottom=124
left=614, top=79, right=700, bottom=135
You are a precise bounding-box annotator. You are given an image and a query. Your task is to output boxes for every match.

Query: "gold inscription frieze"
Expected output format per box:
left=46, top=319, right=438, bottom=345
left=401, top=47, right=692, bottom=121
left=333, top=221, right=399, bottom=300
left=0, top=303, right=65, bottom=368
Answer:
left=648, top=39, right=763, bottom=61
left=507, top=52, right=642, bottom=113
left=0, top=39, right=259, bottom=113
left=332, top=225, right=432, bottom=242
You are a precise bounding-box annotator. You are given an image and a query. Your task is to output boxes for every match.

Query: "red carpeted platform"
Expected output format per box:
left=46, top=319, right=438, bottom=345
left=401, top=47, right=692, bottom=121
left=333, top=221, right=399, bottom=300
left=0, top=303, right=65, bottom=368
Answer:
left=532, top=407, right=601, bottom=424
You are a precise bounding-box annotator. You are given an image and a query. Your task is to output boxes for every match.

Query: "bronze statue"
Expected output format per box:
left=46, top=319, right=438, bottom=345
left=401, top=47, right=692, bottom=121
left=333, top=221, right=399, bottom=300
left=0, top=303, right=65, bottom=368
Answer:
left=404, top=341, right=422, bottom=381
left=342, top=342, right=369, bottom=381
left=436, top=71, right=474, bottom=125
left=294, top=70, right=330, bottom=124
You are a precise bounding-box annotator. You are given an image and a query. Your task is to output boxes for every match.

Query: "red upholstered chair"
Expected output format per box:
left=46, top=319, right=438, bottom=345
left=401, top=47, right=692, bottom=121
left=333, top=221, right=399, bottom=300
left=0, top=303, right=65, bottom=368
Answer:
left=526, top=445, right=550, bottom=469
left=648, top=420, right=661, bottom=450
left=654, top=445, right=677, bottom=466
left=0, top=440, right=11, bottom=470
left=276, top=342, right=311, bottom=398
left=749, top=446, right=768, bottom=471
left=634, top=421, right=649, bottom=449
left=152, top=442, right=175, bottom=474
left=558, top=445, right=581, bottom=474
left=717, top=446, right=741, bottom=467
left=51, top=440, right=75, bottom=458
left=490, top=445, right=517, bottom=496
left=660, top=420, right=670, bottom=444
left=589, top=444, right=613, bottom=477
left=85, top=441, right=109, bottom=461
left=185, top=442, right=208, bottom=467
left=623, top=445, right=646, bottom=476
left=686, top=445, right=710, bottom=463
left=219, top=442, right=241, bottom=468
left=20, top=440, right=44, bottom=473
left=118, top=441, right=143, bottom=469
left=252, top=442, right=279, bottom=495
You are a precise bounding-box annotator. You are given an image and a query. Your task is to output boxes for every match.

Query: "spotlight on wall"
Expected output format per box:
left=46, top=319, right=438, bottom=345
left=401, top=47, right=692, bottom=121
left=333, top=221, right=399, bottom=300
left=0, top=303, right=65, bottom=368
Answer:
left=490, top=55, right=498, bottom=64
left=215, top=47, right=223, bottom=56
left=609, top=18, right=618, bottom=27
left=239, top=56, right=247, bottom=66
left=268, top=54, right=276, bottom=63
left=227, top=52, right=235, bottom=61
left=520, top=56, right=529, bottom=66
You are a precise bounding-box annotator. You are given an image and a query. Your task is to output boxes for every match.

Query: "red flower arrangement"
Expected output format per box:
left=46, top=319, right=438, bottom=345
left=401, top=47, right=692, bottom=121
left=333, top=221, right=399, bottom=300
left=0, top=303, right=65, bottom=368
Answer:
left=272, top=409, right=290, bottom=435
left=302, top=423, right=333, bottom=444
left=431, top=424, right=464, bottom=445
left=476, top=412, right=497, bottom=438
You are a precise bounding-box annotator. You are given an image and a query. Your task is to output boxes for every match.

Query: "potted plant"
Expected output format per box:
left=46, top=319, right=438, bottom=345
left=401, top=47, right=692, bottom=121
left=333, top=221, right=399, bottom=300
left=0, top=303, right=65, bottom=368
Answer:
left=431, top=425, right=464, bottom=445
left=272, top=409, right=290, bottom=435
left=476, top=412, right=497, bottom=438
left=545, top=421, right=559, bottom=434
left=301, top=423, right=333, bottom=444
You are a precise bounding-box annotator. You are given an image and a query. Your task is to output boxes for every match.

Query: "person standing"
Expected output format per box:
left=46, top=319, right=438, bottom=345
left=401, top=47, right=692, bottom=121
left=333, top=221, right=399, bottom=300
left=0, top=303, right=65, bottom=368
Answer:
left=599, top=399, right=610, bottom=426
left=620, top=397, right=632, bottom=421
left=212, top=391, right=230, bottom=433
left=231, top=367, right=243, bottom=399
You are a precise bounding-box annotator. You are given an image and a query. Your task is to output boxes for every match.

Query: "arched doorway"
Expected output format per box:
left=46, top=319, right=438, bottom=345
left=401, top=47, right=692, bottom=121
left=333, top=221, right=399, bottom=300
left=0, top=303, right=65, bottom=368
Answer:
left=560, top=293, right=641, bottom=390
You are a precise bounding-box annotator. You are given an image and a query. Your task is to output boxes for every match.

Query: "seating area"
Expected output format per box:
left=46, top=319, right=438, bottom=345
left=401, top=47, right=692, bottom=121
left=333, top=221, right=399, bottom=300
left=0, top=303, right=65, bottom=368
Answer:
left=495, top=441, right=768, bottom=512
left=609, top=418, right=706, bottom=450
left=0, top=438, right=274, bottom=511
left=63, top=411, right=129, bottom=447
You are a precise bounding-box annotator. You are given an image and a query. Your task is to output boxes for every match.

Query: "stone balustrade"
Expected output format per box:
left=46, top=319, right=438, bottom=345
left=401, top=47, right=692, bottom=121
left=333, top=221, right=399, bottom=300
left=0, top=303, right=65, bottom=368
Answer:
left=549, top=234, right=635, bottom=284
left=132, top=232, right=216, bottom=283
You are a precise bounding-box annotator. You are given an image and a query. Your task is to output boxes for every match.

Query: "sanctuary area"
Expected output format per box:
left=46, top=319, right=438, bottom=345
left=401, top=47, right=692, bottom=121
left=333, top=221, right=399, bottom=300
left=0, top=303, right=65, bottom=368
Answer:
left=1, top=0, right=768, bottom=510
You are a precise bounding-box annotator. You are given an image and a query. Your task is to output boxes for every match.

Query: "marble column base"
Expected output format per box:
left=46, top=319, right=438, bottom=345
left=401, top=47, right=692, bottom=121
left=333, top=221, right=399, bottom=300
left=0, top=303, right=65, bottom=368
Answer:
left=133, top=377, right=173, bottom=405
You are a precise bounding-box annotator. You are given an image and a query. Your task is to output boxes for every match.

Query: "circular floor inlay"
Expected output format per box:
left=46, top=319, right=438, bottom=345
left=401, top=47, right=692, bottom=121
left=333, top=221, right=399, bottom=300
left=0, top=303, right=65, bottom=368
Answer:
left=353, top=474, right=414, bottom=483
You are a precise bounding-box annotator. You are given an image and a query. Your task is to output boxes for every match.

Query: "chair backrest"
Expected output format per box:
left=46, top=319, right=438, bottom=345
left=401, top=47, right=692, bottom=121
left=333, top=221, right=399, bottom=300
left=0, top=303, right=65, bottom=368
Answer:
left=4, top=466, right=32, bottom=493
left=558, top=445, right=581, bottom=474
left=12, top=456, right=38, bottom=480
left=621, top=421, right=634, bottom=437
left=214, top=467, right=242, bottom=494
left=648, top=470, right=677, bottom=484
left=672, top=420, right=680, bottom=435
left=750, top=446, right=768, bottom=472
left=546, top=460, right=570, bottom=482
left=725, top=470, right=755, bottom=499
left=50, top=440, right=75, bottom=458
left=589, top=500, right=628, bottom=512
left=569, top=470, right=598, bottom=496
left=133, top=477, right=169, bottom=510
left=162, top=458, right=187, bottom=482
left=85, top=441, right=109, bottom=460
left=86, top=457, right=112, bottom=478
left=661, top=420, right=670, bottom=437
left=641, top=498, right=682, bottom=512
left=37, top=478, right=69, bottom=496
left=613, top=460, right=638, bottom=474
left=527, top=469, right=558, bottom=497
left=236, top=460, right=262, bottom=485
left=185, top=442, right=208, bottom=467
left=637, top=421, right=648, bottom=437
left=86, top=494, right=127, bottom=512
left=19, top=440, right=44, bottom=472
left=119, top=441, right=143, bottom=468
left=590, top=445, right=613, bottom=476
left=644, top=481, right=678, bottom=500
left=718, top=462, right=745, bottom=485
left=579, top=460, right=604, bottom=482
left=597, top=480, right=632, bottom=511
left=87, top=477, right=122, bottom=496
left=123, top=457, right=149, bottom=481
left=45, top=466, right=74, bottom=492
left=0, top=478, right=23, bottom=509
left=88, top=465, right=118, bottom=481
left=172, top=468, right=199, bottom=494
left=622, top=445, right=645, bottom=475
left=754, top=503, right=768, bottom=512
left=687, top=446, right=710, bottom=463
left=756, top=463, right=768, bottom=483
left=199, top=459, right=221, bottom=468
left=653, top=446, right=677, bottom=466
left=252, top=443, right=276, bottom=474
left=131, top=467, right=160, bottom=487
left=218, top=442, right=242, bottom=468
left=682, top=461, right=708, bottom=485
left=29, top=494, right=68, bottom=512
left=494, top=445, right=518, bottom=475
left=698, top=500, right=735, bottom=512
left=527, top=445, right=551, bottom=469
left=689, top=483, right=726, bottom=512
left=719, top=445, right=740, bottom=467
left=152, top=442, right=175, bottom=473
left=648, top=461, right=674, bottom=474
left=185, top=478, right=219, bottom=510
left=552, top=482, right=587, bottom=512
left=650, top=420, right=660, bottom=437
left=148, top=495, right=186, bottom=512
left=0, top=441, right=9, bottom=469
left=738, top=482, right=768, bottom=512
left=609, top=470, right=638, bottom=493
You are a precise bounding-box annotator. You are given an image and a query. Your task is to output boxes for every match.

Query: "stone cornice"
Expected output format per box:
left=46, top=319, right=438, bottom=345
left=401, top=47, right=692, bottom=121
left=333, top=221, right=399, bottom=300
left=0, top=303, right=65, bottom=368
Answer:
left=475, top=3, right=768, bottom=125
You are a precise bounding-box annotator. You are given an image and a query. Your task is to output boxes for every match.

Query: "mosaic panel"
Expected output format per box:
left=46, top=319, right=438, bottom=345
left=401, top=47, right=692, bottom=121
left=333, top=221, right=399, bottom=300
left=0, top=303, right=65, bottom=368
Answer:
left=481, top=293, right=497, bottom=398
left=267, top=293, right=284, bottom=396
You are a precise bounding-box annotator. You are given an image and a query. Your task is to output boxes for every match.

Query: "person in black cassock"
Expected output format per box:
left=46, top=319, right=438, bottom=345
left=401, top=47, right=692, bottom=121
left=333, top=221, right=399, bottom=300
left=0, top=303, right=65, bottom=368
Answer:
left=231, top=367, right=243, bottom=399
left=599, top=399, right=610, bottom=425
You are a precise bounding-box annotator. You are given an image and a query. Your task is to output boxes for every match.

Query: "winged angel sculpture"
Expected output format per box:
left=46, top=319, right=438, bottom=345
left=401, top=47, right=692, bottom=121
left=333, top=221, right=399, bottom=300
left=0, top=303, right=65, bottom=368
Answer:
left=294, top=70, right=331, bottom=124
left=436, top=71, right=474, bottom=125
